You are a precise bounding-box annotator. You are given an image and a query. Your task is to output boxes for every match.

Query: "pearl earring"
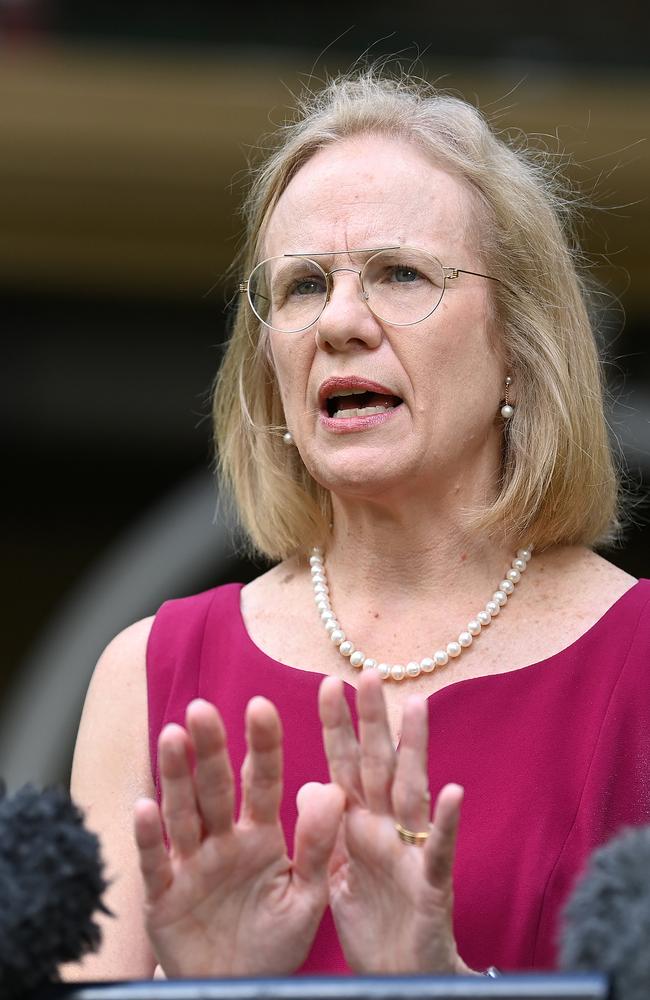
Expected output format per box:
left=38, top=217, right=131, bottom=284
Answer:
left=282, top=430, right=294, bottom=445
left=500, top=376, right=514, bottom=420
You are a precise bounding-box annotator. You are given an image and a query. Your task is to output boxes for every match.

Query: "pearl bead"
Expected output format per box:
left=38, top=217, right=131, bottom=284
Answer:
left=493, top=590, right=507, bottom=606
left=467, top=619, right=482, bottom=636
left=313, top=582, right=329, bottom=595
left=339, top=640, right=355, bottom=657
left=377, top=663, right=390, bottom=679
left=447, top=641, right=462, bottom=658
left=320, top=609, right=335, bottom=622
left=420, top=657, right=435, bottom=673
left=485, top=600, right=500, bottom=617
left=500, top=579, right=514, bottom=595
left=316, top=600, right=329, bottom=612
left=458, top=631, right=473, bottom=648
left=434, top=649, right=449, bottom=667
left=518, top=548, right=532, bottom=562
left=363, top=658, right=377, bottom=670
left=501, top=404, right=514, bottom=419
left=309, top=555, right=322, bottom=567
left=406, top=661, right=421, bottom=678
left=506, top=568, right=521, bottom=584
left=311, top=573, right=326, bottom=586
left=330, top=629, right=345, bottom=645
left=390, top=663, right=406, bottom=681
left=325, top=619, right=339, bottom=633
left=477, top=610, right=492, bottom=626
left=513, top=558, right=527, bottom=573
left=350, top=651, right=365, bottom=668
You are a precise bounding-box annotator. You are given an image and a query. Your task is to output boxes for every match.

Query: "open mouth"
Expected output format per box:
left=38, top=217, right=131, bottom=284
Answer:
left=325, top=389, right=403, bottom=419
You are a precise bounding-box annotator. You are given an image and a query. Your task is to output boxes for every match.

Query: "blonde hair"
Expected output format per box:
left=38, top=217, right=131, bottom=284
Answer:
left=214, top=69, right=620, bottom=561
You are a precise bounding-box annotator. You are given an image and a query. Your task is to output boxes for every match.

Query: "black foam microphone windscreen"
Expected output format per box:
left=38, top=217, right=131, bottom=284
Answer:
left=0, top=783, right=109, bottom=998
left=560, top=823, right=650, bottom=1000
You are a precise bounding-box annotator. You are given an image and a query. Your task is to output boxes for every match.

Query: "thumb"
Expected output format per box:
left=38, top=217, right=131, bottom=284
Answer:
left=293, top=781, right=345, bottom=887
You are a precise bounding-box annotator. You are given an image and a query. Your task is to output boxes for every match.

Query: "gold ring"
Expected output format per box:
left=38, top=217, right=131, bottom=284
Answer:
left=395, top=821, right=433, bottom=846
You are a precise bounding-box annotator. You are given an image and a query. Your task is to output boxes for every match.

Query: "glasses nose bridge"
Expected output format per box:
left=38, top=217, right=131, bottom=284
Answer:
left=323, top=264, right=369, bottom=306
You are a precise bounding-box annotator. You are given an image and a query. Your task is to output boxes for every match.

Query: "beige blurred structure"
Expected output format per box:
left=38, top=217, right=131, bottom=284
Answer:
left=0, top=45, right=648, bottom=313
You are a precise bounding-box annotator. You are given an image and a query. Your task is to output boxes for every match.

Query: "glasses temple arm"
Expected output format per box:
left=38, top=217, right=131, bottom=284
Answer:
left=239, top=282, right=271, bottom=303
left=451, top=268, right=519, bottom=298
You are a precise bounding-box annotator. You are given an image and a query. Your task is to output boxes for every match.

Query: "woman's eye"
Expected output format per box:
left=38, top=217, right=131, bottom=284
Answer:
left=392, top=265, right=421, bottom=283
left=292, top=277, right=325, bottom=296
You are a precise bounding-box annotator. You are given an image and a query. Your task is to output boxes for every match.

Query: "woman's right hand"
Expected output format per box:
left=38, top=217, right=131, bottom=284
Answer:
left=134, top=697, right=344, bottom=977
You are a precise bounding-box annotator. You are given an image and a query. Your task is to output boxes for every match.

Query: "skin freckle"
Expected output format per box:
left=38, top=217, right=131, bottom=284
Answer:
left=282, top=573, right=295, bottom=584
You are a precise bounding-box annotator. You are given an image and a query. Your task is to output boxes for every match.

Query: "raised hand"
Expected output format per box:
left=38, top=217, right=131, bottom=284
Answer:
left=319, top=672, right=474, bottom=975
left=134, top=697, right=344, bottom=977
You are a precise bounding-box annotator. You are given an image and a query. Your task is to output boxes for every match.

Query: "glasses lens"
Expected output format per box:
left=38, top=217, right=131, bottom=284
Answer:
left=362, top=248, right=445, bottom=326
left=247, top=255, right=327, bottom=333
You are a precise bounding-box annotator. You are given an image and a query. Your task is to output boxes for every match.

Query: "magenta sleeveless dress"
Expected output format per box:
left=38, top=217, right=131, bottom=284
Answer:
left=146, top=579, right=650, bottom=973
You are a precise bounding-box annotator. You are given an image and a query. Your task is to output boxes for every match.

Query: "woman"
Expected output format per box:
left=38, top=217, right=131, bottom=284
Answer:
left=69, top=70, right=649, bottom=980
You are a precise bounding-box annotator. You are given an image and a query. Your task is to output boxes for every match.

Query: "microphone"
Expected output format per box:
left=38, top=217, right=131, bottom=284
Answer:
left=0, top=783, right=109, bottom=998
left=560, top=823, right=650, bottom=1000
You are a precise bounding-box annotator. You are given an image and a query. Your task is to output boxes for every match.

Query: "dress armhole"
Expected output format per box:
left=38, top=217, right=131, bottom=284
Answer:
left=146, top=588, right=218, bottom=801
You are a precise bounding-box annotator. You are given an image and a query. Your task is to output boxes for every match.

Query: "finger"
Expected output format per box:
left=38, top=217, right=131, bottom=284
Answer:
left=134, top=797, right=173, bottom=904
left=423, top=783, right=464, bottom=889
left=318, top=676, right=363, bottom=804
left=185, top=699, right=234, bottom=836
left=240, top=696, right=283, bottom=825
left=357, top=671, right=395, bottom=814
left=159, top=723, right=202, bottom=858
left=392, top=695, right=431, bottom=832
left=293, top=781, right=345, bottom=888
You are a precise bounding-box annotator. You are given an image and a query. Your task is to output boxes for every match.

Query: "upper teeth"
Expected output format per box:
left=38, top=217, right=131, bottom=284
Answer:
left=329, top=388, right=364, bottom=398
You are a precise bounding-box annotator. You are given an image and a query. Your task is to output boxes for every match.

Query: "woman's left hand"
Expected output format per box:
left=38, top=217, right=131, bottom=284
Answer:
left=319, top=672, right=475, bottom=975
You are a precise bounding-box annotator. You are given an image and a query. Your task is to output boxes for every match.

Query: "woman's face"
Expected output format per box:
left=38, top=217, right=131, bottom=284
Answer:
left=264, top=134, right=506, bottom=504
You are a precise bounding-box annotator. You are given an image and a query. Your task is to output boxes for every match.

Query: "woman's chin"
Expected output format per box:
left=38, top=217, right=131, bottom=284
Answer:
left=307, top=452, right=420, bottom=499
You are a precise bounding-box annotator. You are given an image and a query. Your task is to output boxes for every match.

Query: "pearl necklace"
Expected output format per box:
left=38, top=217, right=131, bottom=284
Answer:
left=310, top=545, right=532, bottom=682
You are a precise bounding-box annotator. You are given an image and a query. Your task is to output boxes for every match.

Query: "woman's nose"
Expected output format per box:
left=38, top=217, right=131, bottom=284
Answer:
left=315, top=271, right=383, bottom=352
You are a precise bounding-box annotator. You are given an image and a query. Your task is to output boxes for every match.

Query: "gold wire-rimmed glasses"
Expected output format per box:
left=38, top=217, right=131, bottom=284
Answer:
left=239, top=244, right=500, bottom=334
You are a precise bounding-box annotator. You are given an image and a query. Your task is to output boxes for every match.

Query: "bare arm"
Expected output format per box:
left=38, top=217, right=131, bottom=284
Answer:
left=64, top=617, right=157, bottom=981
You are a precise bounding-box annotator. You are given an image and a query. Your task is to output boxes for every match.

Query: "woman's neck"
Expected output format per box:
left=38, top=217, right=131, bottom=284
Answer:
left=326, top=493, right=517, bottom=605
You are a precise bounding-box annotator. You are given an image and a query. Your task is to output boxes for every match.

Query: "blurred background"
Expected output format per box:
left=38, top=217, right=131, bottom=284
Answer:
left=1, top=0, right=648, bottom=788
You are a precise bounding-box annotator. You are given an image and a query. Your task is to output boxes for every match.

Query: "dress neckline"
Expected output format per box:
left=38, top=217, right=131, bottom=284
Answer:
left=232, top=578, right=647, bottom=702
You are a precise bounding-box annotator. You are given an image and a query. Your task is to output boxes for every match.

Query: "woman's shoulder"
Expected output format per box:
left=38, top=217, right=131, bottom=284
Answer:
left=538, top=544, right=635, bottom=582
left=241, top=556, right=315, bottom=647
left=74, top=618, right=157, bottom=759
left=524, top=546, right=646, bottom=665
left=242, top=556, right=305, bottom=602
left=530, top=546, right=638, bottom=620
left=108, top=614, right=156, bottom=653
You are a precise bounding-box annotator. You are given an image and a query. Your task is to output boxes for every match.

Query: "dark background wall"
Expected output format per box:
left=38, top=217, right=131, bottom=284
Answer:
left=1, top=0, right=648, bottom=784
